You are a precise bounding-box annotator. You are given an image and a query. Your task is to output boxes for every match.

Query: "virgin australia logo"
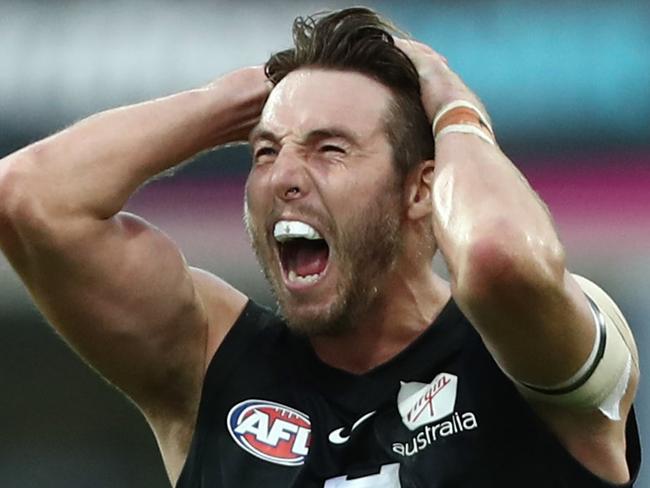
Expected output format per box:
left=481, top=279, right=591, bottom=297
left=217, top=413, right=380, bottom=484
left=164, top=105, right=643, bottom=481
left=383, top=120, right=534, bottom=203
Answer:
left=398, top=372, right=458, bottom=431
left=393, top=373, right=479, bottom=457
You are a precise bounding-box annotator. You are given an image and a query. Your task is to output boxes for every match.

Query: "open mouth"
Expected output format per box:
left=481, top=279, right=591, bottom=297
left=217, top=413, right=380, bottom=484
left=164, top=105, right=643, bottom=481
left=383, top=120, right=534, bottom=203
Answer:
left=274, top=220, right=330, bottom=286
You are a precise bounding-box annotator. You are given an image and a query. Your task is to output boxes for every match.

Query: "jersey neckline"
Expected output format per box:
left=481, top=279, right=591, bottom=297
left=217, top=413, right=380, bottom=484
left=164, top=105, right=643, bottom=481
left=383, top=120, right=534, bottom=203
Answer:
left=284, top=297, right=469, bottom=412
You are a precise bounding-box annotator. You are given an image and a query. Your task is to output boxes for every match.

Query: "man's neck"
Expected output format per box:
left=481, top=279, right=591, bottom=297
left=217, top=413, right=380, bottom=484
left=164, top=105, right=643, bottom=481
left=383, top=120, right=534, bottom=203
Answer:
left=309, top=267, right=450, bottom=374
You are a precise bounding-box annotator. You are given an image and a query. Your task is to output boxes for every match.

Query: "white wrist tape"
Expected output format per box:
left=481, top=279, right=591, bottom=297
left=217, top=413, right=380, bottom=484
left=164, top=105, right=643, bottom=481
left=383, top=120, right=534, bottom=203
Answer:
left=436, top=124, right=495, bottom=146
left=514, top=277, right=634, bottom=420
left=433, top=100, right=493, bottom=135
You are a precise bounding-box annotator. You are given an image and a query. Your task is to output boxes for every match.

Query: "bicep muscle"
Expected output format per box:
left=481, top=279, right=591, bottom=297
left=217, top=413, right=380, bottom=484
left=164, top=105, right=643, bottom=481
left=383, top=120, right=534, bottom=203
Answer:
left=12, top=211, right=209, bottom=412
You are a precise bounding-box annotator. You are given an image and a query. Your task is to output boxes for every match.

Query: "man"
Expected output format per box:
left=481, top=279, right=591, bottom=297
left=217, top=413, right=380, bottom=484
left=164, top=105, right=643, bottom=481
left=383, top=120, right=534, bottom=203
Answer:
left=0, top=7, right=641, bottom=487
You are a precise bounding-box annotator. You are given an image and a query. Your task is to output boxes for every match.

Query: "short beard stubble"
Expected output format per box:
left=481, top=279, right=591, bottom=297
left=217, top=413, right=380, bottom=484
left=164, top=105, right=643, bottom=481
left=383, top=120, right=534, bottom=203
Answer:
left=245, top=179, right=403, bottom=337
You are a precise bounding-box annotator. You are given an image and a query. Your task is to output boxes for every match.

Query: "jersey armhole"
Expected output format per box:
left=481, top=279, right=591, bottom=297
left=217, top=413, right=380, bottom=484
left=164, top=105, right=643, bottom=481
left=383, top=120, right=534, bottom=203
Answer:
left=203, top=299, right=273, bottom=387
left=175, top=299, right=275, bottom=487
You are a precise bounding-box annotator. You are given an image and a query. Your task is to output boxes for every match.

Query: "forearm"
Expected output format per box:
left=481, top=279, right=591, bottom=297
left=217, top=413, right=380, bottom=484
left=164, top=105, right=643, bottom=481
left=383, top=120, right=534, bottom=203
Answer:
left=392, top=39, right=565, bottom=289
left=1, top=67, right=267, bottom=221
left=429, top=129, right=596, bottom=388
left=432, top=134, right=565, bottom=289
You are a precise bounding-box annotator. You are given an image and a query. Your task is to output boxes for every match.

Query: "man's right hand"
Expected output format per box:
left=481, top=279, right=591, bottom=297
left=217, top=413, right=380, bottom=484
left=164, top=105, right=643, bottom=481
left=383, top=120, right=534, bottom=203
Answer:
left=205, top=65, right=272, bottom=143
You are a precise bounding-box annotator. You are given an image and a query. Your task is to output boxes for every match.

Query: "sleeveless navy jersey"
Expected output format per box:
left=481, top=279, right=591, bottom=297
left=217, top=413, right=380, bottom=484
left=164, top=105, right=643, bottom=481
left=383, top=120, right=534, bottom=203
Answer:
left=176, top=299, right=641, bottom=488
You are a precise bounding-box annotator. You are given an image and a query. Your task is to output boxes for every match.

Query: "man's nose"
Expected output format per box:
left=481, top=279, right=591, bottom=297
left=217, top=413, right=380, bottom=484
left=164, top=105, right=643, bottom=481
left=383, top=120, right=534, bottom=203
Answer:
left=270, top=148, right=310, bottom=201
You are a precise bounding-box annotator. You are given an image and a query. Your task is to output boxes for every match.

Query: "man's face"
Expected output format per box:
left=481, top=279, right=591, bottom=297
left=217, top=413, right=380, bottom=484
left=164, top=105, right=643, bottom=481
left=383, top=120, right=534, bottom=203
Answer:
left=245, top=69, right=404, bottom=335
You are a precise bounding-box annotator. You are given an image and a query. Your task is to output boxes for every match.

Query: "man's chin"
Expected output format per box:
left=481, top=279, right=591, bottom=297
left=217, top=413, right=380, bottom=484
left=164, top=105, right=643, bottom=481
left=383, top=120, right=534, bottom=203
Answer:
left=279, top=299, right=349, bottom=337
left=269, top=278, right=340, bottom=334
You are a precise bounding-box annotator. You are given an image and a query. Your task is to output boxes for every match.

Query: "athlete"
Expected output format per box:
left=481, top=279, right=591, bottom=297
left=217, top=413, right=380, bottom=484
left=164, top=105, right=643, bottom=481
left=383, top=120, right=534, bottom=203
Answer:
left=0, top=7, right=640, bottom=487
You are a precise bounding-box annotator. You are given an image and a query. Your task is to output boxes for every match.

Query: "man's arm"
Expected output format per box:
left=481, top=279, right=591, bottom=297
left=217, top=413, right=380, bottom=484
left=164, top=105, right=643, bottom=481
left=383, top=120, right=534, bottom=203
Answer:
left=0, top=67, right=268, bottom=481
left=397, top=39, right=639, bottom=484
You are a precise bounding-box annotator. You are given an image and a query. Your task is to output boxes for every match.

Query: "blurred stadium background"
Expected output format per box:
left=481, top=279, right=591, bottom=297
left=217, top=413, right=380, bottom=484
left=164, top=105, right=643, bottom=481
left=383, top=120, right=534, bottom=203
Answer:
left=1, top=0, right=648, bottom=486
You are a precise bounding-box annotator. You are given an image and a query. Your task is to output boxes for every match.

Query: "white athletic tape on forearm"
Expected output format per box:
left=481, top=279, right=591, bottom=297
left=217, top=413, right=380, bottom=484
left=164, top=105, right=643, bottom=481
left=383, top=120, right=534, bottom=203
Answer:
left=515, top=291, right=632, bottom=419
left=435, top=124, right=495, bottom=145
left=433, top=100, right=493, bottom=135
left=522, top=297, right=604, bottom=392
left=572, top=274, right=639, bottom=370
left=599, top=354, right=632, bottom=420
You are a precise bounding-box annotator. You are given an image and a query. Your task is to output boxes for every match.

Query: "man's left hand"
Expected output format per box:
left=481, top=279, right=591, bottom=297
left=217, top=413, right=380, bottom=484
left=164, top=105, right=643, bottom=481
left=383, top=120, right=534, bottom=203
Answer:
left=394, top=38, right=484, bottom=121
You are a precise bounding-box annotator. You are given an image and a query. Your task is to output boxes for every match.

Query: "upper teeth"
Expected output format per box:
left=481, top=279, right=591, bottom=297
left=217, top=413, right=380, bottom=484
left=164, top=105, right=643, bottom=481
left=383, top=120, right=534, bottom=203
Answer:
left=274, top=220, right=322, bottom=242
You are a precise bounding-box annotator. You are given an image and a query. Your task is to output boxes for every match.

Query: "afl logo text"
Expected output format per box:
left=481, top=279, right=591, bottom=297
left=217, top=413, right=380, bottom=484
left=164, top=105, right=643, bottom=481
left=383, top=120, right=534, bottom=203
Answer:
left=227, top=399, right=311, bottom=466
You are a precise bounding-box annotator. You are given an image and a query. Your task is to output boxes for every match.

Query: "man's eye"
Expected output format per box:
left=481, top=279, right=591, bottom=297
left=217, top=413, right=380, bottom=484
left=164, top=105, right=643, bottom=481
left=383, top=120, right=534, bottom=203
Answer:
left=254, top=147, right=277, bottom=160
left=319, top=145, right=345, bottom=154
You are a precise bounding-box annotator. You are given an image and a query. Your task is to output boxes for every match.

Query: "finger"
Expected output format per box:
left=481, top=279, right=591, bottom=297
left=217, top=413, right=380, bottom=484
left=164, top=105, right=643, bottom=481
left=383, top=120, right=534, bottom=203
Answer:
left=393, top=37, right=419, bottom=53
left=394, top=38, right=448, bottom=64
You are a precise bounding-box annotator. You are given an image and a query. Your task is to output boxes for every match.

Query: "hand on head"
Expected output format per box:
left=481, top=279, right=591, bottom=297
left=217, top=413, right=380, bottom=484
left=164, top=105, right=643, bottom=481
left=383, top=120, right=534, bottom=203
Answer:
left=206, top=65, right=273, bottom=144
left=393, top=38, right=485, bottom=122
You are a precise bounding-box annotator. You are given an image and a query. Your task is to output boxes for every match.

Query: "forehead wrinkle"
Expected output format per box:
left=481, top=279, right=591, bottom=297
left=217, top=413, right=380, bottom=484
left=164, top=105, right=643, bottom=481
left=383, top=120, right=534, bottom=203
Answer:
left=258, top=69, right=392, bottom=144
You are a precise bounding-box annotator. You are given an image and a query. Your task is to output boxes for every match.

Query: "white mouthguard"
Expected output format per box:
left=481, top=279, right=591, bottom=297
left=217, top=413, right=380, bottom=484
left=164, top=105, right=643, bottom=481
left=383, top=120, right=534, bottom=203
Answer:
left=273, top=220, right=322, bottom=242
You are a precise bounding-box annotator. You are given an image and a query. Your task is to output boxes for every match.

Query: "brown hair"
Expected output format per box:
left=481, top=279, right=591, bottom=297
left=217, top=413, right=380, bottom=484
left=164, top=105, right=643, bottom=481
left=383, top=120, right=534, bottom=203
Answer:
left=265, top=7, right=435, bottom=177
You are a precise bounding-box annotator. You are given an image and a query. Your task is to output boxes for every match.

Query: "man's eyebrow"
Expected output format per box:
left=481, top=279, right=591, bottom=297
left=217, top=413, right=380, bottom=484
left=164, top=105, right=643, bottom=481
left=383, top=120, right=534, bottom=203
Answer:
left=249, top=126, right=362, bottom=147
left=248, top=125, right=277, bottom=145
left=303, top=128, right=361, bottom=146
left=248, top=125, right=360, bottom=146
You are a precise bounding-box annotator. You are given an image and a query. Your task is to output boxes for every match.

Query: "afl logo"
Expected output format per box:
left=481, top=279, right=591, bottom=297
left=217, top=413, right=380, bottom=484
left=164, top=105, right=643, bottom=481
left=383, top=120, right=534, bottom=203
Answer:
left=227, top=399, right=311, bottom=466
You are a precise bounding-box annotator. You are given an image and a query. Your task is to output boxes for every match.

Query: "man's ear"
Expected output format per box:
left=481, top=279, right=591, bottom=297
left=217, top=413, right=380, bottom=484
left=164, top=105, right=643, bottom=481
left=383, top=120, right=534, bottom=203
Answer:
left=405, top=159, right=435, bottom=221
